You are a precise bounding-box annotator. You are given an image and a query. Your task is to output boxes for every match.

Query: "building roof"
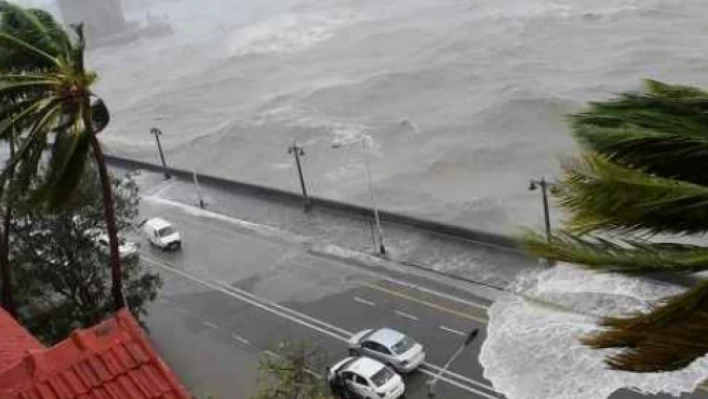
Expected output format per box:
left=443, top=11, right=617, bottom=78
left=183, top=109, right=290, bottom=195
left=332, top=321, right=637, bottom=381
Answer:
left=0, top=307, right=44, bottom=375
left=0, top=308, right=191, bottom=399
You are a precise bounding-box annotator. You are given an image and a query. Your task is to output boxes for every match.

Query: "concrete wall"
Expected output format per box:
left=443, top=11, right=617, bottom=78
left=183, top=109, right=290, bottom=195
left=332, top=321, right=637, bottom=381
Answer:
left=105, top=154, right=522, bottom=253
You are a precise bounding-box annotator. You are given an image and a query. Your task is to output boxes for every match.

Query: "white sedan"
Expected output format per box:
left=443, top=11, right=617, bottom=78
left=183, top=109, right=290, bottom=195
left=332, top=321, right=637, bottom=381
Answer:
left=328, top=356, right=405, bottom=399
left=348, top=328, right=426, bottom=373
left=94, top=233, right=140, bottom=259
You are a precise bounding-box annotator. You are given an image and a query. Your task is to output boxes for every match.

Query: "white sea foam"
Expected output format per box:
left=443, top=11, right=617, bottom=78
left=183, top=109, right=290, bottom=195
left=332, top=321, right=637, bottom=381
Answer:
left=224, top=14, right=344, bottom=56
left=480, top=264, right=708, bottom=399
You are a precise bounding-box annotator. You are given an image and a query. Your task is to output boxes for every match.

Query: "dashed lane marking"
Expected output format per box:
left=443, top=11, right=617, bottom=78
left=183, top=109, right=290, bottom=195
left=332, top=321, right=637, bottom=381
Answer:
left=353, top=296, right=376, bottom=307
left=395, top=310, right=419, bottom=321
left=439, top=325, right=466, bottom=337
left=203, top=321, right=220, bottom=331
left=232, top=333, right=251, bottom=346
left=362, top=281, right=487, bottom=324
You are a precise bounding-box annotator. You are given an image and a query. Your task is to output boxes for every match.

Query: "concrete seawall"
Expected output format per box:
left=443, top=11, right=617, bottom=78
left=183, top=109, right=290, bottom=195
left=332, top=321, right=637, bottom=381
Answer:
left=105, top=154, right=522, bottom=253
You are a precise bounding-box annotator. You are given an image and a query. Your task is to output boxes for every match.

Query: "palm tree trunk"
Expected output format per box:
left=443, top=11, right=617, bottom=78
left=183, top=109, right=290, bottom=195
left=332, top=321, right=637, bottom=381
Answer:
left=0, top=213, right=14, bottom=317
left=84, top=111, right=124, bottom=311
left=1, top=135, right=16, bottom=317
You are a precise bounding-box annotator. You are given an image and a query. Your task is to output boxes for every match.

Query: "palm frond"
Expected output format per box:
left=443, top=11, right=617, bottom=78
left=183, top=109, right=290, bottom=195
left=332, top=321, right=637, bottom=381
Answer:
left=11, top=134, right=45, bottom=194
left=0, top=1, right=69, bottom=69
left=570, top=80, right=708, bottom=185
left=644, top=79, right=708, bottom=98
left=0, top=98, right=62, bottom=184
left=0, top=31, right=59, bottom=69
left=557, top=152, right=708, bottom=235
left=0, top=79, right=58, bottom=102
left=522, top=230, right=708, bottom=274
left=581, top=281, right=708, bottom=372
left=41, top=120, right=91, bottom=207
left=0, top=96, right=57, bottom=140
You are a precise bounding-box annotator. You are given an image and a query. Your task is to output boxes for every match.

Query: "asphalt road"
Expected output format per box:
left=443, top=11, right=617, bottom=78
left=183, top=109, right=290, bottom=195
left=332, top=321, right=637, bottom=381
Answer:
left=134, top=176, right=708, bottom=399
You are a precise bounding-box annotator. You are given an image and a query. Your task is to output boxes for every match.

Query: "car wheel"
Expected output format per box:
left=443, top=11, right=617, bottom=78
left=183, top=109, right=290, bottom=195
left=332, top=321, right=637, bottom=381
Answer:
left=348, top=348, right=358, bottom=356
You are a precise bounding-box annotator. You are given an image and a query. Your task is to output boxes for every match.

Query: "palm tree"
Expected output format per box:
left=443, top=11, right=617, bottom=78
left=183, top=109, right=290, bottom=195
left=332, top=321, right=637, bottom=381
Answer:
left=0, top=2, right=122, bottom=312
left=523, top=79, right=708, bottom=373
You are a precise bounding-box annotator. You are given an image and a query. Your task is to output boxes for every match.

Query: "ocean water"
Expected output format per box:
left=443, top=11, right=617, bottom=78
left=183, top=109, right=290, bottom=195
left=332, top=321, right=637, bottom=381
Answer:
left=92, top=0, right=708, bottom=235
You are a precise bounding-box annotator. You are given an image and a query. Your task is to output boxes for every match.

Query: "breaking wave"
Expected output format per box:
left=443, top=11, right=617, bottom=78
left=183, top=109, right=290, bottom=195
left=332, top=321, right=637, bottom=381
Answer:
left=480, top=264, right=708, bottom=399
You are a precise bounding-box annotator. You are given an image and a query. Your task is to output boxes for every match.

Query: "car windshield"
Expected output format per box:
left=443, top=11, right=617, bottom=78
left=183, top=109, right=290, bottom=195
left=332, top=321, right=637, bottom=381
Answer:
left=370, top=366, right=395, bottom=387
left=391, top=336, right=416, bottom=355
left=158, top=226, right=175, bottom=237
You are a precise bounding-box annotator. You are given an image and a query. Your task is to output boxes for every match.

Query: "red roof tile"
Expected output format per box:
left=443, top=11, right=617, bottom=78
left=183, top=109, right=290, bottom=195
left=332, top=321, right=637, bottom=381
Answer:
left=0, top=309, right=191, bottom=399
left=0, top=307, right=44, bottom=375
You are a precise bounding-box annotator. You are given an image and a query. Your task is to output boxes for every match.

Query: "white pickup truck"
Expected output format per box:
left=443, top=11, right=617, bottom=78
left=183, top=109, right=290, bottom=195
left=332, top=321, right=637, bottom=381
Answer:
left=141, top=217, right=181, bottom=250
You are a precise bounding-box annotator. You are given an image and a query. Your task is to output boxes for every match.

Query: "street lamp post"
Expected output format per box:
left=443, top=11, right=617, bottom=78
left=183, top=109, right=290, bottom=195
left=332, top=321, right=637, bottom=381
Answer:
left=150, top=127, right=170, bottom=179
left=288, top=141, right=311, bottom=212
left=361, top=138, right=386, bottom=256
left=193, top=167, right=205, bottom=209
left=332, top=138, right=386, bottom=256
left=529, top=177, right=553, bottom=242
left=427, top=328, right=479, bottom=398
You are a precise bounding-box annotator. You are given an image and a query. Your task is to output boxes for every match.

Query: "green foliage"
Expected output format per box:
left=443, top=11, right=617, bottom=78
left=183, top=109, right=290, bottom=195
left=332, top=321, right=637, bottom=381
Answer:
left=522, top=230, right=708, bottom=274
left=522, top=80, right=708, bottom=372
left=0, top=0, right=126, bottom=313
left=0, top=1, right=106, bottom=208
left=251, top=342, right=334, bottom=399
left=8, top=167, right=160, bottom=344
left=555, top=153, right=708, bottom=235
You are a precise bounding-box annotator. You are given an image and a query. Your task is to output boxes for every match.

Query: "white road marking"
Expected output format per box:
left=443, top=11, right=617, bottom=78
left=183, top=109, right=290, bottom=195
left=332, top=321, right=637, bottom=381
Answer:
left=143, top=255, right=500, bottom=398
left=264, top=350, right=281, bottom=359
left=439, top=325, right=466, bottom=336
left=383, top=277, right=490, bottom=311
left=395, top=310, right=419, bottom=321
left=157, top=298, right=169, bottom=305
left=142, top=196, right=492, bottom=312
left=232, top=333, right=251, bottom=345
left=143, top=256, right=350, bottom=342
left=422, top=363, right=498, bottom=394
left=353, top=296, right=376, bottom=307
left=174, top=307, right=190, bottom=316
left=203, top=321, right=220, bottom=331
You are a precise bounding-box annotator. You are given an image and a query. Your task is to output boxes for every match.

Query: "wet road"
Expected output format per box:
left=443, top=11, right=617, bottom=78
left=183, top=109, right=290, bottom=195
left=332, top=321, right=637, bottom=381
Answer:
left=140, top=196, right=498, bottom=398
left=134, top=178, right=708, bottom=399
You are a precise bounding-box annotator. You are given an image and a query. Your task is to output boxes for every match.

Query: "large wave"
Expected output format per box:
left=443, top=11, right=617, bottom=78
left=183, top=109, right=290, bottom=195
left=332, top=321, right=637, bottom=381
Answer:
left=480, top=264, right=708, bottom=399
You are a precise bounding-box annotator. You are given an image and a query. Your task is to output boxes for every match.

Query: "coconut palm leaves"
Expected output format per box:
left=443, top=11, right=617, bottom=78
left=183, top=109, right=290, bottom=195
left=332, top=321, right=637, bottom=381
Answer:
left=523, top=79, right=708, bottom=372
left=0, top=2, right=123, bottom=311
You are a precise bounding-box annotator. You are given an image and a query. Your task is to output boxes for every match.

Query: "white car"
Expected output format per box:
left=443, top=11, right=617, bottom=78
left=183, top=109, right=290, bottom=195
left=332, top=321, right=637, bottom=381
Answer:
left=94, top=234, right=140, bottom=259
left=141, top=217, right=181, bottom=250
left=348, top=328, right=426, bottom=373
left=328, top=356, right=405, bottom=399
